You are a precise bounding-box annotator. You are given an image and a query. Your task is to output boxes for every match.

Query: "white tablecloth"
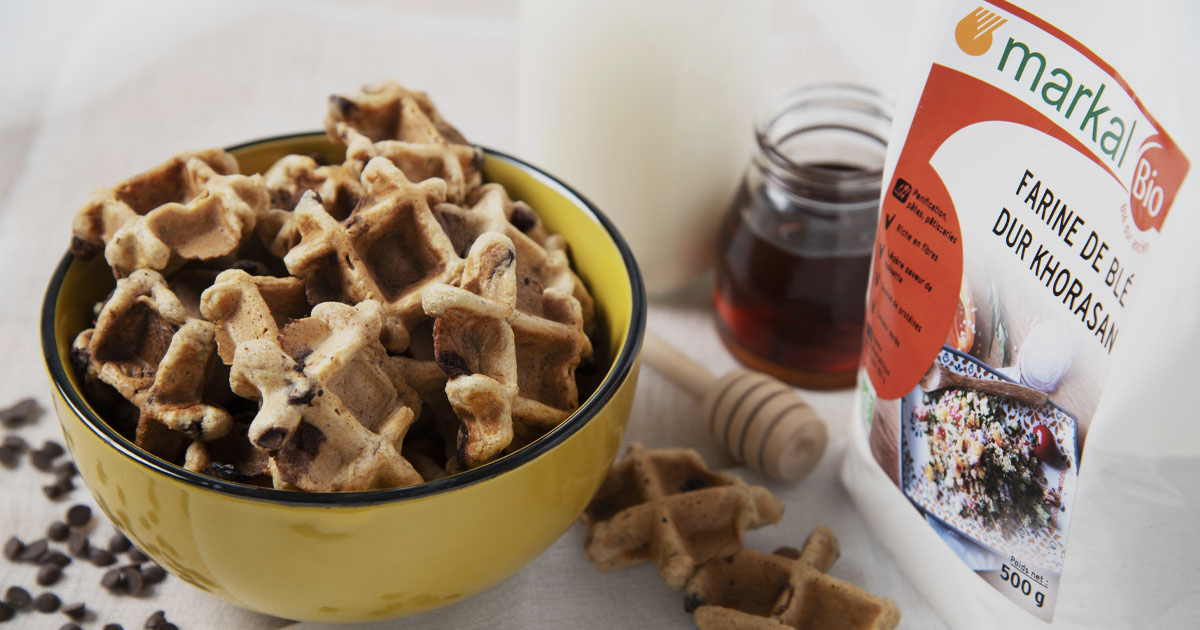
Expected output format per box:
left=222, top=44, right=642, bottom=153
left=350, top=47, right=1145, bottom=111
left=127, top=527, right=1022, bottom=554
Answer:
left=0, top=1, right=947, bottom=628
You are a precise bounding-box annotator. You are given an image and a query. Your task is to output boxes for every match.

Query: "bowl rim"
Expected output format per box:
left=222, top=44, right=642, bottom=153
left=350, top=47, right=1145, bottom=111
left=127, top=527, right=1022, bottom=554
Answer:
left=41, top=134, right=646, bottom=507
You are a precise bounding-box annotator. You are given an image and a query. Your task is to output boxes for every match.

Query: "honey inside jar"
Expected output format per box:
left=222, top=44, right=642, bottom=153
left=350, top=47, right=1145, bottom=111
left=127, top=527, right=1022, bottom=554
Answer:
left=713, top=85, right=891, bottom=389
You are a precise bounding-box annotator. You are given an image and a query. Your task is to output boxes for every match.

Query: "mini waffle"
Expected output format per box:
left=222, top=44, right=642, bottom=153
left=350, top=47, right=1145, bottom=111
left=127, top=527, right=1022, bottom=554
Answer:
left=97, top=155, right=269, bottom=277
left=72, top=270, right=233, bottom=463
left=259, top=154, right=364, bottom=257
left=70, top=148, right=239, bottom=259
left=683, top=527, right=901, bottom=630
left=199, top=269, right=309, bottom=365
left=459, top=183, right=595, bottom=334
left=423, top=232, right=593, bottom=469
left=325, top=80, right=482, bottom=203
left=229, top=300, right=424, bottom=491
left=284, top=157, right=464, bottom=353
left=581, top=444, right=784, bottom=589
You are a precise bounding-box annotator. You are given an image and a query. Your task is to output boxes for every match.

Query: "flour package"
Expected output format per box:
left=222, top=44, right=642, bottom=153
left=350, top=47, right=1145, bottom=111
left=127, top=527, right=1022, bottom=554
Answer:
left=842, top=0, right=1199, bottom=627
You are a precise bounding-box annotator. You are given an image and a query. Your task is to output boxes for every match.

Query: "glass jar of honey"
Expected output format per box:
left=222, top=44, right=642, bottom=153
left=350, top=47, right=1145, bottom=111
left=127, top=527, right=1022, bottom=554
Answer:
left=714, top=84, right=891, bottom=389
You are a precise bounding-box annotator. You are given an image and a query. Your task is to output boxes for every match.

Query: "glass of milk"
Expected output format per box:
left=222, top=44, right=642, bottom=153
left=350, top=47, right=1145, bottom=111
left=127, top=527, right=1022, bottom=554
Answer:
left=518, top=0, right=771, bottom=294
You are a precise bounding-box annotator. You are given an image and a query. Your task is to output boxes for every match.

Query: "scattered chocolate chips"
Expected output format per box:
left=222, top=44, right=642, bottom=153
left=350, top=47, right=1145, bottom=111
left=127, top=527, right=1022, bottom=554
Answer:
left=105, top=624, right=125, bottom=630
left=0, top=445, right=18, bottom=468
left=37, top=564, right=63, bottom=586
left=1, top=436, right=28, bottom=451
left=31, top=451, right=56, bottom=472
left=62, top=601, right=87, bottom=620
left=33, top=591, right=61, bottom=613
left=140, top=563, right=167, bottom=584
left=4, top=586, right=32, bottom=609
left=43, top=482, right=67, bottom=500
left=48, top=520, right=71, bottom=541
left=121, top=565, right=145, bottom=595
left=40, top=440, right=65, bottom=459
left=60, top=624, right=83, bottom=630
left=108, top=533, right=132, bottom=554
left=41, top=550, right=72, bottom=568
left=65, top=504, right=92, bottom=527
left=0, top=397, right=38, bottom=427
left=58, top=476, right=76, bottom=492
left=101, top=568, right=124, bottom=591
left=144, top=610, right=167, bottom=629
left=53, top=460, right=77, bottom=478
left=3, top=535, right=24, bottom=560
left=68, top=531, right=90, bottom=556
left=88, top=547, right=117, bottom=567
left=18, top=538, right=49, bottom=562
left=0, top=601, right=13, bottom=622
left=126, top=548, right=149, bottom=564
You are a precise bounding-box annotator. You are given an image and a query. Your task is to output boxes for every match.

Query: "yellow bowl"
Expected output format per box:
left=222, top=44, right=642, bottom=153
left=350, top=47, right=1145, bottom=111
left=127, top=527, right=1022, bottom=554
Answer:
left=40, top=133, right=645, bottom=622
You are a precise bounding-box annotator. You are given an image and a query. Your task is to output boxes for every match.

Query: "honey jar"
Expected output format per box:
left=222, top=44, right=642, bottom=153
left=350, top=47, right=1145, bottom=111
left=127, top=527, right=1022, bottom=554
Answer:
left=714, top=84, right=891, bottom=389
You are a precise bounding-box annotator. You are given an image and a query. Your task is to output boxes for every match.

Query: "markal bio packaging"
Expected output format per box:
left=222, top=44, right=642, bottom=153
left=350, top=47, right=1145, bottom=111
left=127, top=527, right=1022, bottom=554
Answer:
left=843, top=0, right=1198, bottom=628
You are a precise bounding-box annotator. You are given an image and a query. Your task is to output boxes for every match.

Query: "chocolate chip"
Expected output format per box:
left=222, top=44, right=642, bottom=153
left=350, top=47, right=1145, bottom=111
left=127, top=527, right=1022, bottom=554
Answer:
left=435, top=349, right=472, bottom=379
left=121, top=565, right=144, bottom=595
left=40, top=441, right=65, bottom=459
left=60, top=623, right=84, bottom=630
left=37, top=564, right=63, bottom=586
left=68, top=531, right=89, bottom=556
left=0, top=446, right=18, bottom=468
left=108, top=533, right=132, bottom=554
left=32, top=451, right=56, bottom=472
left=287, top=386, right=315, bottom=406
left=55, top=477, right=76, bottom=494
left=683, top=591, right=706, bottom=613
left=202, top=462, right=251, bottom=482
left=18, top=538, right=48, bottom=562
left=160, top=624, right=178, bottom=630
left=40, top=551, right=71, bottom=568
left=65, top=504, right=92, bottom=527
left=330, top=94, right=359, bottom=116
left=43, top=483, right=66, bottom=500
left=0, top=397, right=38, bottom=427
left=2, top=436, right=28, bottom=451
left=144, top=609, right=166, bottom=629
left=140, top=563, right=167, bottom=584
left=33, top=591, right=61, bottom=613
left=101, top=568, right=124, bottom=590
left=126, top=548, right=149, bottom=564
left=71, top=235, right=103, bottom=259
left=104, top=624, right=125, bottom=630
left=3, top=536, right=24, bottom=560
left=48, top=521, right=70, bottom=541
left=4, top=586, right=32, bottom=609
left=509, top=203, right=538, bottom=232
left=256, top=427, right=287, bottom=450
left=53, top=460, right=77, bottom=478
left=89, top=547, right=116, bottom=567
left=0, top=601, right=12, bottom=621
left=62, top=602, right=87, bottom=620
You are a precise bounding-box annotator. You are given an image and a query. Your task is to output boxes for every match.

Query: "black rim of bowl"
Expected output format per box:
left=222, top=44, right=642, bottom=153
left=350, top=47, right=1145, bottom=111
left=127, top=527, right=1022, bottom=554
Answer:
left=40, top=134, right=647, bottom=507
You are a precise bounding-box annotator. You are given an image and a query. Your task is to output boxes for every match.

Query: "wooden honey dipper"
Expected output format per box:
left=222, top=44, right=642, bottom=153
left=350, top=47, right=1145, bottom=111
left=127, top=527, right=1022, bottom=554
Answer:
left=640, top=331, right=829, bottom=482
